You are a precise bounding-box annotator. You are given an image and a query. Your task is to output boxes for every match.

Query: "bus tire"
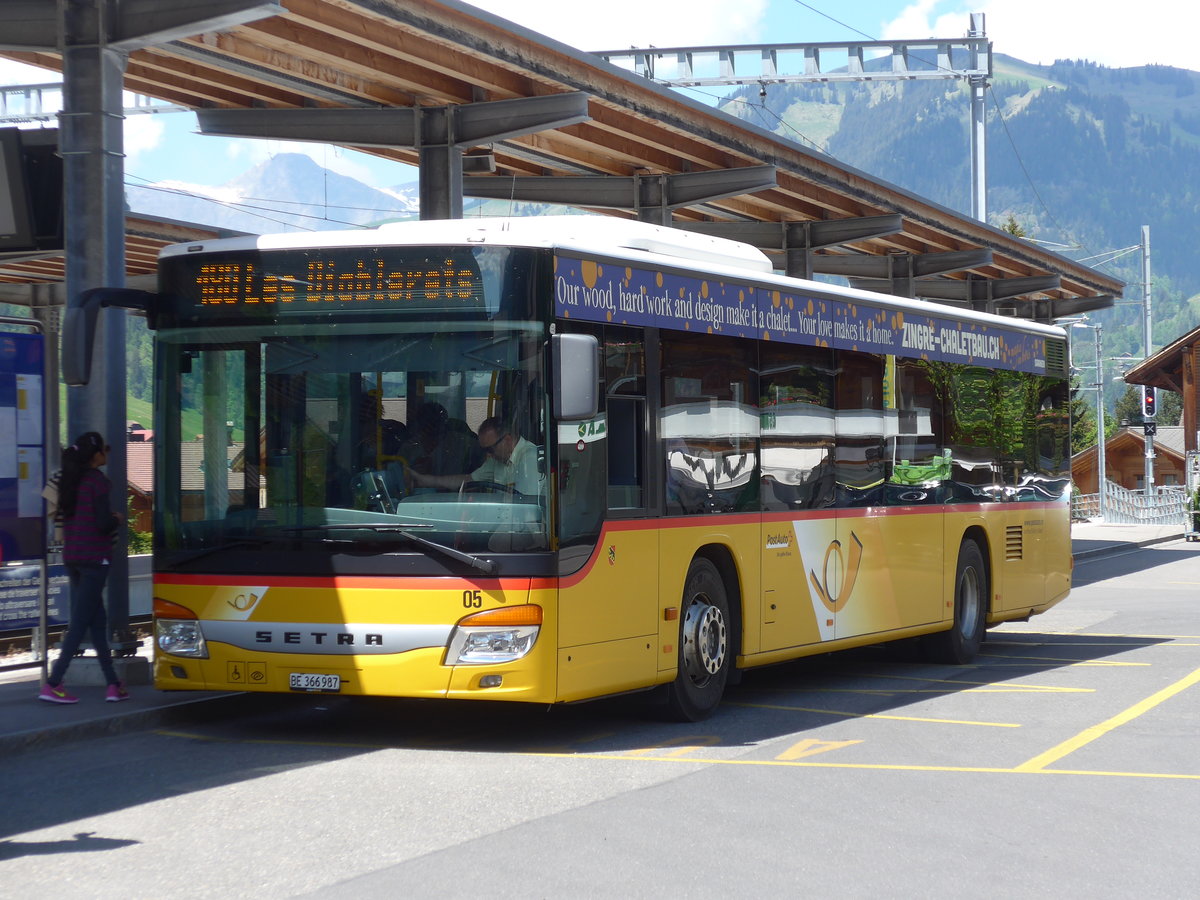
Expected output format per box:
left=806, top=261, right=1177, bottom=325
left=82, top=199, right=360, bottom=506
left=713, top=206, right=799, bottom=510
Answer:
left=925, top=539, right=987, bottom=665
left=665, top=557, right=731, bottom=721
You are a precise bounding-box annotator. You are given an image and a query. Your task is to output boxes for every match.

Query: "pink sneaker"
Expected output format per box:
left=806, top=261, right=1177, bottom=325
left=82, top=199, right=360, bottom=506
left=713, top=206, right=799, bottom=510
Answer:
left=39, top=683, right=79, bottom=704
left=105, top=682, right=130, bottom=703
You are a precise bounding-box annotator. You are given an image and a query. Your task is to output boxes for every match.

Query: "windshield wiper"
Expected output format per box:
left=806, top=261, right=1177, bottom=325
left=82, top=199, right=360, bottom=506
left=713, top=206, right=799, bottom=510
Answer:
left=288, top=523, right=496, bottom=575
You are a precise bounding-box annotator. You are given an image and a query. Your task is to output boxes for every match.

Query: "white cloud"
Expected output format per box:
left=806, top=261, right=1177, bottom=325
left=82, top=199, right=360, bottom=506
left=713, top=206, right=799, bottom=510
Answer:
left=123, top=115, right=166, bottom=164
left=465, top=0, right=771, bottom=50
left=0, top=59, right=57, bottom=86
left=883, top=1, right=1193, bottom=69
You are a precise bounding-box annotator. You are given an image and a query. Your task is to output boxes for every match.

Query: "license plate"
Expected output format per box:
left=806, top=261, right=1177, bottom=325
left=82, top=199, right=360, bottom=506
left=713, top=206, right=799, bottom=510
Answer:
left=289, top=672, right=341, bottom=693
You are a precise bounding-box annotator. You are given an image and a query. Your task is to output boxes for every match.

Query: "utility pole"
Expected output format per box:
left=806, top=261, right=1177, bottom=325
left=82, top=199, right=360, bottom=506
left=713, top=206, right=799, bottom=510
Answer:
left=968, top=13, right=988, bottom=222
left=1094, top=324, right=1107, bottom=521
left=1142, top=225, right=1155, bottom=505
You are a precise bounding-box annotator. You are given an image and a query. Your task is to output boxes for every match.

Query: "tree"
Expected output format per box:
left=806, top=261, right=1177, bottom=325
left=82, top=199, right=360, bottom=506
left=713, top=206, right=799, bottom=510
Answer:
left=1070, top=378, right=1098, bottom=454
left=1158, top=389, right=1183, bottom=426
left=1112, top=384, right=1143, bottom=426
left=1001, top=214, right=1028, bottom=237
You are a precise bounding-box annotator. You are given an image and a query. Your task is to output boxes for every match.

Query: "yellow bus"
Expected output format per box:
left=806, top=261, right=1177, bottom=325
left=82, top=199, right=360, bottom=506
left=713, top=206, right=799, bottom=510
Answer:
left=143, top=216, right=1072, bottom=720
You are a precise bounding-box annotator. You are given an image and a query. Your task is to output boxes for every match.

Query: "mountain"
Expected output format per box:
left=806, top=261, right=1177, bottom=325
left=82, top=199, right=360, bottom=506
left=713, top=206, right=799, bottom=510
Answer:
left=123, top=60, right=1200, bottom=367
left=124, top=151, right=589, bottom=233
left=720, top=55, right=1200, bottom=362
left=125, top=152, right=420, bottom=232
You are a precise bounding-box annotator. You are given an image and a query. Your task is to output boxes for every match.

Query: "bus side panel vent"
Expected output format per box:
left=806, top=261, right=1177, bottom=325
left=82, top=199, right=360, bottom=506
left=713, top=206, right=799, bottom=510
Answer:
left=1045, top=338, right=1068, bottom=377
left=1005, top=525, right=1024, bottom=560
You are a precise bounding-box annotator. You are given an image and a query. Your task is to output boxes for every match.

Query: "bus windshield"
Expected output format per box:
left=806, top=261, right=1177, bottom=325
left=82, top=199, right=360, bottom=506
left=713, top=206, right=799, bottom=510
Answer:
left=155, top=316, right=549, bottom=567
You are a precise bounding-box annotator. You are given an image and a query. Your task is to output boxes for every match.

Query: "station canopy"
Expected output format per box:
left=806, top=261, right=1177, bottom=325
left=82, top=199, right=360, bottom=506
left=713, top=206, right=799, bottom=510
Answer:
left=0, top=0, right=1122, bottom=320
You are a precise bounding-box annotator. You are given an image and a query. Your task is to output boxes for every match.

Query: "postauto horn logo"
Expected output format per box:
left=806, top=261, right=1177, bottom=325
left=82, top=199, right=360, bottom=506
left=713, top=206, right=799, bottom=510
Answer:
left=810, top=532, right=864, bottom=614
left=765, top=531, right=793, bottom=550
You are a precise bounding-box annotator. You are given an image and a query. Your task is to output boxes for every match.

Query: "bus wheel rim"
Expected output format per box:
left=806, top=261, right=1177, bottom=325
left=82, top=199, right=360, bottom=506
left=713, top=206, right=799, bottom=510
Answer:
left=959, top=566, right=980, bottom=639
left=682, top=596, right=727, bottom=683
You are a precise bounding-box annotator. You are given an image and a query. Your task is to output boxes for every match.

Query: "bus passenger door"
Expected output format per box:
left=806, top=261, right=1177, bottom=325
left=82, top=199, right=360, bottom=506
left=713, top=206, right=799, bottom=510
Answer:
left=830, top=353, right=943, bottom=640
left=758, top=343, right=838, bottom=651
left=556, top=328, right=658, bottom=699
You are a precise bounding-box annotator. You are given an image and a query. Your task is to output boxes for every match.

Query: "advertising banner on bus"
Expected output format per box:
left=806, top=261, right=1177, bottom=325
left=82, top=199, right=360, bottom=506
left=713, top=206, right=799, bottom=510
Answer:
left=554, top=254, right=1047, bottom=374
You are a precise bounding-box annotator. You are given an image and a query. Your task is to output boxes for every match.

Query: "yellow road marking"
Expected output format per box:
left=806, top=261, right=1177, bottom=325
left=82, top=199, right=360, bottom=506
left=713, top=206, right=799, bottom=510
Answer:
left=155, top=729, right=1200, bottom=781
left=886, top=686, right=1092, bottom=694
left=523, top=731, right=617, bottom=754
left=625, top=736, right=721, bottom=757
left=846, top=672, right=1092, bottom=692
left=525, top=752, right=1200, bottom=780
left=979, top=655, right=1150, bottom=667
left=732, top=701, right=1019, bottom=728
left=1033, top=631, right=1200, bottom=640
left=1015, top=665, right=1200, bottom=773
left=776, top=739, right=862, bottom=760
left=988, top=640, right=1164, bottom=647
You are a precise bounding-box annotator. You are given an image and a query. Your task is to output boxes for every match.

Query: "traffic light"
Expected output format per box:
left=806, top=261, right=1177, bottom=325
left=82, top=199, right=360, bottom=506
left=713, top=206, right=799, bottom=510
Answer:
left=1142, top=385, right=1157, bottom=419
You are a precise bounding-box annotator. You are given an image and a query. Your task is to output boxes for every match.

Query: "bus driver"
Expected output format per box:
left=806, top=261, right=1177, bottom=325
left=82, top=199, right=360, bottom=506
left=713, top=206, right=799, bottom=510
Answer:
left=406, top=416, right=542, bottom=497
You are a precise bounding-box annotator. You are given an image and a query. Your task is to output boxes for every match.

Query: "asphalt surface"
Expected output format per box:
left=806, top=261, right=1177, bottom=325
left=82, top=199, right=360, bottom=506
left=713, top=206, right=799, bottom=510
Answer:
left=0, top=521, right=1184, bottom=759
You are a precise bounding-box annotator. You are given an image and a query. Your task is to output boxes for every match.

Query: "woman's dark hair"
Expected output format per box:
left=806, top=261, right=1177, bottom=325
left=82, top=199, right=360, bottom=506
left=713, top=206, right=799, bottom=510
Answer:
left=57, top=432, right=105, bottom=519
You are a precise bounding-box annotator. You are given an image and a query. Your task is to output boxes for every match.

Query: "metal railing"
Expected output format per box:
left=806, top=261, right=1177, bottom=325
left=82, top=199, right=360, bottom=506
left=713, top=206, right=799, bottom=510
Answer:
left=1073, top=481, right=1189, bottom=525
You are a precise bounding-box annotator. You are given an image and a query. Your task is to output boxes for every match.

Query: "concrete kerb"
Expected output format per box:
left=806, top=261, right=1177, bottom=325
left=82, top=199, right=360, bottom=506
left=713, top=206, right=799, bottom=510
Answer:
left=0, top=690, right=252, bottom=760
left=1071, top=529, right=1184, bottom=561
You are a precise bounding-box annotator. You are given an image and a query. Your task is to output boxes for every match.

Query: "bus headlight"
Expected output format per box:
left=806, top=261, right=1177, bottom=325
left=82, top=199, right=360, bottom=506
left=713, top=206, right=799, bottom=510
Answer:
left=154, top=597, right=209, bottom=659
left=446, top=605, right=541, bottom=665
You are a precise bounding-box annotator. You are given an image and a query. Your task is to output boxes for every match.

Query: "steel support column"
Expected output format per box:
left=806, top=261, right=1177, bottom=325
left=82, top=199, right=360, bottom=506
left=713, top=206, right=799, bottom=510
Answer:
left=61, top=2, right=132, bottom=640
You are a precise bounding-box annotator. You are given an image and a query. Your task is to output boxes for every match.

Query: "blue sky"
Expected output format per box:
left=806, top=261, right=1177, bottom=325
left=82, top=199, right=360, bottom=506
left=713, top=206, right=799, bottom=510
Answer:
left=0, top=0, right=1190, bottom=191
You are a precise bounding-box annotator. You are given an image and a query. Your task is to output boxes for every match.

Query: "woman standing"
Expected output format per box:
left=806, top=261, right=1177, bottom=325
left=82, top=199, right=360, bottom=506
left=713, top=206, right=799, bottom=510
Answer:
left=39, top=432, right=129, bottom=704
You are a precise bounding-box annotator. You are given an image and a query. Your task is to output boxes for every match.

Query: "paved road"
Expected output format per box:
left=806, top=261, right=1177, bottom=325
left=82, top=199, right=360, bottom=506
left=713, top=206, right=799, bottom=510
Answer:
left=2, top=537, right=1198, bottom=898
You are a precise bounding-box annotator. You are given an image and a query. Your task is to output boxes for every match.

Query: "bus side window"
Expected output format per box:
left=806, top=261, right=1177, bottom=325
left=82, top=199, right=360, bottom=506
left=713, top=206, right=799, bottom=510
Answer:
left=661, top=332, right=758, bottom=515
left=607, top=396, right=643, bottom=508
left=759, top=344, right=836, bottom=511
left=605, top=327, right=646, bottom=511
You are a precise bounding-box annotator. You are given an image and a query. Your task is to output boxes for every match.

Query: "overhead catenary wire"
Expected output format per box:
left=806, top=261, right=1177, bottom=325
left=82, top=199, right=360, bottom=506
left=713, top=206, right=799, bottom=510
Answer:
left=123, top=174, right=407, bottom=231
left=694, top=2, right=1114, bottom=278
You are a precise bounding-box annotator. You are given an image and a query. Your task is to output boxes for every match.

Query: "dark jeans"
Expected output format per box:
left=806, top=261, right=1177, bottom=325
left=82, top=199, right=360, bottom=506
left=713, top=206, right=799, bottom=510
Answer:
left=49, top=563, right=118, bottom=686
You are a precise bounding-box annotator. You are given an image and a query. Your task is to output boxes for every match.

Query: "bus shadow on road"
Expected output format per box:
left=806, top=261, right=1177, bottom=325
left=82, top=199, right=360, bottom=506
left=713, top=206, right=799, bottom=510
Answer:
left=137, top=628, right=1171, bottom=757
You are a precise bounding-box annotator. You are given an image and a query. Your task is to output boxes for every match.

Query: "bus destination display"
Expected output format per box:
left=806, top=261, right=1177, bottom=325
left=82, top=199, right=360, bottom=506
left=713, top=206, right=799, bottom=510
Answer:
left=176, top=250, right=485, bottom=315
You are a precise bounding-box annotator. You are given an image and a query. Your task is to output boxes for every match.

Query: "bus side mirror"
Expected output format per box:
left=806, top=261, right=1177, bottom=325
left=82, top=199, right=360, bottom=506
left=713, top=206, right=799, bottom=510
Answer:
left=62, top=288, right=159, bottom=386
left=552, top=333, right=600, bottom=421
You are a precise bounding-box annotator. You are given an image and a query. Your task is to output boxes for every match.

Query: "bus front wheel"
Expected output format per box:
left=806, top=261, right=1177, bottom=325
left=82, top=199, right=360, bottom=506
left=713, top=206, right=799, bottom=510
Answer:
left=925, top=540, right=987, bottom=665
left=665, top=558, right=731, bottom=721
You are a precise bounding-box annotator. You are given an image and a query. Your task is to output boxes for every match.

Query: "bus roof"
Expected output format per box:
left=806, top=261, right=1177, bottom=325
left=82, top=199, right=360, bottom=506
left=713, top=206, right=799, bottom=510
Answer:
left=160, top=215, right=773, bottom=273
left=159, top=216, right=1065, bottom=339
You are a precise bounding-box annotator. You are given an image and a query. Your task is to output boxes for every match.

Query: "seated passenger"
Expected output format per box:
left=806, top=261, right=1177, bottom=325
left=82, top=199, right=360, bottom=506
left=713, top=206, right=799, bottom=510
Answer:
left=399, top=402, right=481, bottom=476
left=407, top=416, right=542, bottom=497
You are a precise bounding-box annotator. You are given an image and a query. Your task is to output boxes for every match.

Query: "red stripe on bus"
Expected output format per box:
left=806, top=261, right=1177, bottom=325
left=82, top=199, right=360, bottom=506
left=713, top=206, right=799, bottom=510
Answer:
left=153, top=573, right=531, bottom=591
left=156, top=500, right=1064, bottom=593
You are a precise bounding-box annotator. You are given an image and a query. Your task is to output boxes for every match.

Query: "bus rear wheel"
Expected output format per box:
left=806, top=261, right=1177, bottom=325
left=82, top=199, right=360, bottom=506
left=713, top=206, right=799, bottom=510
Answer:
left=665, top=558, right=731, bottom=721
left=925, top=540, right=987, bottom=665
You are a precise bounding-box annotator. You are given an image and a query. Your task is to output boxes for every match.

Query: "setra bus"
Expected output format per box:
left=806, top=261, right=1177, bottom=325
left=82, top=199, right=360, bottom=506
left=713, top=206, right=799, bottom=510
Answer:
left=137, top=216, right=1072, bottom=720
